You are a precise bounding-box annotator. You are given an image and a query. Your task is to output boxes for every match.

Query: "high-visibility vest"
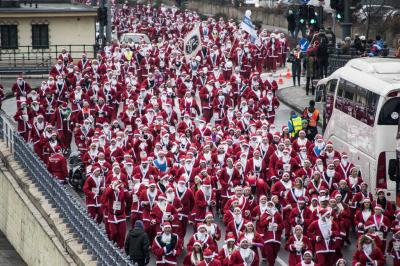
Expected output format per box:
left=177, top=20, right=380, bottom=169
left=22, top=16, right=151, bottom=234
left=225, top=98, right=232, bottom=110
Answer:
left=304, top=108, right=319, bottom=127
left=290, top=116, right=303, bottom=137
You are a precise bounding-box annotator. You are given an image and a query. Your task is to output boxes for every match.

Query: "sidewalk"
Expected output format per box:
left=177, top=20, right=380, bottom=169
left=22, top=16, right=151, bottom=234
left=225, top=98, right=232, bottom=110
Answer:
left=276, top=82, right=324, bottom=125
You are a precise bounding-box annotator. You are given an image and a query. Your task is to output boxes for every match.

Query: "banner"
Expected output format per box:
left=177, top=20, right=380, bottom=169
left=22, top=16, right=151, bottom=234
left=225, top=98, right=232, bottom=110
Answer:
left=240, top=10, right=257, bottom=43
left=184, top=25, right=202, bottom=61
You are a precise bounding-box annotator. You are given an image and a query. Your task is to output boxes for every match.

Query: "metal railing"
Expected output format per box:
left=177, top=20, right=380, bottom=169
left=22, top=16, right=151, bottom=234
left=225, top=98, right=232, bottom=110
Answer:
left=0, top=44, right=100, bottom=70
left=0, top=110, right=132, bottom=266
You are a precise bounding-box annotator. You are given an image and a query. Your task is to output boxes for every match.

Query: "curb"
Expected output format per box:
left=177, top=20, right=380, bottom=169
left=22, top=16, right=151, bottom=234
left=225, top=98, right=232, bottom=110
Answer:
left=276, top=86, right=324, bottom=128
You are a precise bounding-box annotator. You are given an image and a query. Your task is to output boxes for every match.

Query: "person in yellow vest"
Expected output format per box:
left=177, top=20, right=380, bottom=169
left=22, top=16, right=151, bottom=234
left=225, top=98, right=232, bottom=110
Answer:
left=302, top=100, right=319, bottom=140
left=288, top=110, right=303, bottom=138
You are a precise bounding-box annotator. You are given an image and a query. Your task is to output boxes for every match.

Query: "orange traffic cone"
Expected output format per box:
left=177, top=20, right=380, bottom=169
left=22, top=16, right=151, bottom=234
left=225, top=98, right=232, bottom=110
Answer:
left=278, top=74, right=283, bottom=84
left=286, top=67, right=291, bottom=79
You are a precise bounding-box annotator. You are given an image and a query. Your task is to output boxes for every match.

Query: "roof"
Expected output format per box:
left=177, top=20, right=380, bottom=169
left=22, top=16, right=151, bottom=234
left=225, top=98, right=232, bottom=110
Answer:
left=0, top=3, right=97, bottom=13
left=332, top=57, right=400, bottom=96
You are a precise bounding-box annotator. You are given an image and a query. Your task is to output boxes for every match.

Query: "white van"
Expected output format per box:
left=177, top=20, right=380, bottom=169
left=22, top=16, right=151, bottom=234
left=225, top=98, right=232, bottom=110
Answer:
left=315, top=57, right=400, bottom=202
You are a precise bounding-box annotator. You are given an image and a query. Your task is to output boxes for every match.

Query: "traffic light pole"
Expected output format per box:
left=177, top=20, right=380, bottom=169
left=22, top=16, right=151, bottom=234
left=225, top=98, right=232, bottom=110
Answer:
left=99, top=0, right=105, bottom=47
left=106, top=0, right=112, bottom=43
left=341, top=0, right=352, bottom=39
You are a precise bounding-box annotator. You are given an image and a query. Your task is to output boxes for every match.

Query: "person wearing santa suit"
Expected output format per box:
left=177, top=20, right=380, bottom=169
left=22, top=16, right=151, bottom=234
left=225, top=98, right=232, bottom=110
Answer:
left=391, top=210, right=400, bottom=232
left=266, top=34, right=281, bottom=72
left=151, top=222, right=183, bottom=266
left=285, top=225, right=312, bottom=266
left=12, top=76, right=32, bottom=108
left=46, top=145, right=68, bottom=182
left=223, top=186, right=252, bottom=219
left=219, top=158, right=241, bottom=209
left=74, top=119, right=94, bottom=154
left=49, top=59, right=65, bottom=79
left=187, top=223, right=218, bottom=254
left=161, top=101, right=179, bottom=127
left=58, top=47, right=73, bottom=66
left=198, top=248, right=222, bottom=266
left=77, top=53, right=91, bottom=71
left=352, top=234, right=385, bottom=266
left=41, top=132, right=61, bottom=164
left=258, top=90, right=280, bottom=123
left=83, top=165, right=105, bottom=224
left=295, top=251, right=321, bottom=266
left=103, top=180, right=129, bottom=249
left=307, top=208, right=339, bottom=266
left=373, top=188, right=395, bottom=219
left=336, top=152, right=354, bottom=181
left=150, top=193, right=178, bottom=235
left=244, top=150, right=267, bottom=181
left=240, top=222, right=263, bottom=262
left=120, top=102, right=137, bottom=129
left=139, top=180, right=159, bottom=238
left=134, top=157, right=159, bottom=184
left=288, top=197, right=313, bottom=235
left=259, top=200, right=284, bottom=265
left=307, top=171, right=329, bottom=197
left=183, top=241, right=204, bottom=266
left=174, top=176, right=194, bottom=238
left=53, top=103, right=73, bottom=150
left=82, top=141, right=101, bottom=166
left=387, top=229, right=400, bottom=266
left=29, top=114, right=46, bottom=157
left=278, top=33, right=289, bottom=68
left=217, top=232, right=238, bottom=266
left=292, top=130, right=312, bottom=153
left=225, top=206, right=249, bottom=240
left=366, top=204, right=390, bottom=251
left=351, top=182, right=373, bottom=211
left=53, top=75, right=69, bottom=105
left=94, top=97, right=111, bottom=126
left=213, top=89, right=230, bottom=125
left=354, top=198, right=374, bottom=236
left=14, top=102, right=31, bottom=141
left=191, top=178, right=216, bottom=225
left=105, top=138, right=124, bottom=163
left=204, top=212, right=221, bottom=244
left=229, top=237, right=259, bottom=266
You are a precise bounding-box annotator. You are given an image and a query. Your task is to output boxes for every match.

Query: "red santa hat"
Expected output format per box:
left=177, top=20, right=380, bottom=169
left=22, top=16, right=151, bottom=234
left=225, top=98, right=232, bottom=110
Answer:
left=211, top=230, right=227, bottom=245
left=55, top=146, right=62, bottom=153
left=203, top=248, right=213, bottom=259
left=197, top=223, right=207, bottom=230
left=203, top=178, right=211, bottom=186
left=205, top=212, right=213, bottom=219
left=303, top=250, right=313, bottom=258
left=364, top=220, right=375, bottom=230
left=148, top=180, right=156, bottom=187
left=376, top=188, right=385, bottom=195
left=326, top=141, right=333, bottom=147
left=162, top=222, right=172, bottom=229
left=362, top=197, right=371, bottom=203
left=193, top=241, right=203, bottom=248
left=244, top=221, right=254, bottom=227
left=297, top=197, right=306, bottom=204
left=239, top=237, right=249, bottom=244
left=374, top=204, right=383, bottom=211
left=319, top=208, right=332, bottom=218
left=92, top=163, right=101, bottom=173
left=158, top=193, right=167, bottom=201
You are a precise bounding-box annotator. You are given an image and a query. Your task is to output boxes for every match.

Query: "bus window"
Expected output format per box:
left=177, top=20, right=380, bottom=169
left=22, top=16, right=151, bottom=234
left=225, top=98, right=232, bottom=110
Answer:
left=366, top=91, right=379, bottom=126
left=325, top=79, right=338, bottom=123
left=335, top=79, right=346, bottom=112
left=354, top=86, right=368, bottom=123
left=378, top=97, right=400, bottom=125
left=343, top=81, right=357, bottom=117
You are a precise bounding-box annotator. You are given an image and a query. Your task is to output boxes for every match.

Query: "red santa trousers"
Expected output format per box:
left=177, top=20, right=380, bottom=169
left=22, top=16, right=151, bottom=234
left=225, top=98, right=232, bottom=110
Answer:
left=263, top=242, right=280, bottom=266
left=315, top=252, right=336, bottom=266
left=87, top=206, right=103, bottom=224
left=109, top=220, right=126, bottom=249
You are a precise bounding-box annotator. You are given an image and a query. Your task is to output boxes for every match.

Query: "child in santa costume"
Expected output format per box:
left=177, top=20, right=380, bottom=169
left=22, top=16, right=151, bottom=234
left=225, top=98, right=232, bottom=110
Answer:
left=352, top=234, right=385, bottom=266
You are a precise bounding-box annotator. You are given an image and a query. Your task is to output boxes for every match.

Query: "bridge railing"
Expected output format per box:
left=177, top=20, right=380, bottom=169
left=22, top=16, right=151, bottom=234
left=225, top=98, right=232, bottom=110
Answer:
left=0, top=110, right=132, bottom=266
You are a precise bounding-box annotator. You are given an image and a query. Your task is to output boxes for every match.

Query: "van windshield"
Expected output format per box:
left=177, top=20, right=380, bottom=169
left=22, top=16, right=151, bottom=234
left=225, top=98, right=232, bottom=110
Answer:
left=378, top=97, right=400, bottom=125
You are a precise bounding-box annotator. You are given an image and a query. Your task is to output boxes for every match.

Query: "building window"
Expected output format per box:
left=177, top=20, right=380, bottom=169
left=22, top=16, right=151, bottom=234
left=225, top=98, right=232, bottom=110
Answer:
left=0, top=25, right=18, bottom=49
left=32, top=24, right=49, bottom=49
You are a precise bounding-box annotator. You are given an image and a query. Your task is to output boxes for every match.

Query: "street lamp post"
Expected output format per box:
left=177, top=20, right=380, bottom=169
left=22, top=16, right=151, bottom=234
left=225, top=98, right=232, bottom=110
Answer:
left=341, top=0, right=352, bottom=39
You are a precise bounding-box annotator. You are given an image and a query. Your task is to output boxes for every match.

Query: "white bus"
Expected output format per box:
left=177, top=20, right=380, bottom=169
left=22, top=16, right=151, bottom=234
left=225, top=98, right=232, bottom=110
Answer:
left=315, top=57, right=400, bottom=203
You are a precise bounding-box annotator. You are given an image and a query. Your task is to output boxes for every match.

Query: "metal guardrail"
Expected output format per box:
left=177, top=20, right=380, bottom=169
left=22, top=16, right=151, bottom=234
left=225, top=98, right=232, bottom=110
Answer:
left=0, top=45, right=100, bottom=71
left=0, top=110, right=132, bottom=266
left=327, top=54, right=357, bottom=75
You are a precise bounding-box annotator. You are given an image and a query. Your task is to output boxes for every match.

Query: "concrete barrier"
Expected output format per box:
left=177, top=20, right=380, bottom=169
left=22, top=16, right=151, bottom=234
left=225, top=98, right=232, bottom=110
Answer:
left=0, top=141, right=95, bottom=266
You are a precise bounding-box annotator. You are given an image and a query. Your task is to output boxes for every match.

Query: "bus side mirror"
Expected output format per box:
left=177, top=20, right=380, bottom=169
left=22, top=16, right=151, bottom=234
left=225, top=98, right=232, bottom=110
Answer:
left=388, top=159, right=398, bottom=181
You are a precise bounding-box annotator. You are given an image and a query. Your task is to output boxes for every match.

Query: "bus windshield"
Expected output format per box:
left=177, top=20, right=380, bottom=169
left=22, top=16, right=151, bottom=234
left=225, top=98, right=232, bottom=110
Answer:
left=378, top=97, right=400, bottom=125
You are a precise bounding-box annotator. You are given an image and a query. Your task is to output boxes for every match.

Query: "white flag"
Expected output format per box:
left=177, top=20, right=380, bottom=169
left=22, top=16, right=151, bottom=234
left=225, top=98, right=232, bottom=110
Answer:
left=184, top=25, right=202, bottom=61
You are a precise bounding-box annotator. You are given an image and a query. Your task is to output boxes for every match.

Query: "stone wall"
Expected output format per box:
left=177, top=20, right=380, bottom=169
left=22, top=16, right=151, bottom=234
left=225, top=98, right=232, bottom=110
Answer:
left=0, top=159, right=73, bottom=266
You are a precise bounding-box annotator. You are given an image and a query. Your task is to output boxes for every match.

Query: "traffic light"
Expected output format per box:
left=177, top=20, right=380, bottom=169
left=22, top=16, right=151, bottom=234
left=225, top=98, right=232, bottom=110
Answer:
left=97, top=7, right=108, bottom=26
left=308, top=5, right=318, bottom=26
left=298, top=5, right=308, bottom=26
left=331, top=0, right=344, bottom=21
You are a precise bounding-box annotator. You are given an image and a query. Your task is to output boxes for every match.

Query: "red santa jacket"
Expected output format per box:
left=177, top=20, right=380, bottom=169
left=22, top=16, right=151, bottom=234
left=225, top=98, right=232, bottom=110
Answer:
left=83, top=174, right=105, bottom=207
left=151, top=232, right=183, bottom=265
left=228, top=248, right=258, bottom=266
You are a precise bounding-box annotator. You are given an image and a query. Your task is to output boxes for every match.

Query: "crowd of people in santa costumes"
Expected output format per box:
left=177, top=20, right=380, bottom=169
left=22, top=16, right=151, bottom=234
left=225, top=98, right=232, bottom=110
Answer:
left=9, top=2, right=400, bottom=266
